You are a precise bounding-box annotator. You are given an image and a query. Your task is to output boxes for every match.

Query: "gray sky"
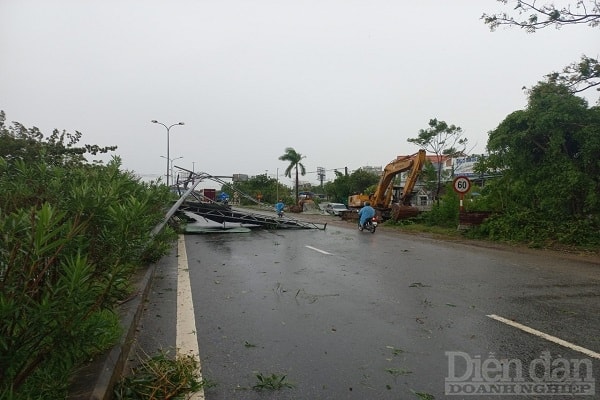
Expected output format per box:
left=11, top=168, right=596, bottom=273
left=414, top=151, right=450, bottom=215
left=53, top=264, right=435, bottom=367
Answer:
left=1, top=1, right=597, bottom=187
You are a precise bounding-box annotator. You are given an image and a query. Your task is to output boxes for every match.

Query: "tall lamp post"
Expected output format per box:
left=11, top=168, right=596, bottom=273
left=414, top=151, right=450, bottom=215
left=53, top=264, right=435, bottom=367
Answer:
left=151, top=120, right=185, bottom=186
left=161, top=156, right=183, bottom=184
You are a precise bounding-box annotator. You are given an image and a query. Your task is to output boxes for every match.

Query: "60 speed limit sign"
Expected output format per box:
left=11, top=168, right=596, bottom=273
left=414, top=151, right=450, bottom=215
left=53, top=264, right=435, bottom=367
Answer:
left=453, top=176, right=471, bottom=194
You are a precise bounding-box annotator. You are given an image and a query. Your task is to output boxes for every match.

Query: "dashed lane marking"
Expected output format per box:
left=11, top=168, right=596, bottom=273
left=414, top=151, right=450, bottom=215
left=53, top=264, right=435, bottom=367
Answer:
left=487, top=314, right=600, bottom=360
left=305, top=245, right=333, bottom=255
left=177, top=235, right=205, bottom=399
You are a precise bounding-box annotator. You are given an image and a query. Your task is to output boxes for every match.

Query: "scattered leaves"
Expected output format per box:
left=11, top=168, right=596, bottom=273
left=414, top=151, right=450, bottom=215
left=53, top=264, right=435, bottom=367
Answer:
left=385, top=367, right=412, bottom=377
left=113, top=349, right=211, bottom=399
left=252, top=373, right=295, bottom=391
left=386, top=345, right=404, bottom=356
left=411, top=390, right=435, bottom=399
left=409, top=282, right=431, bottom=288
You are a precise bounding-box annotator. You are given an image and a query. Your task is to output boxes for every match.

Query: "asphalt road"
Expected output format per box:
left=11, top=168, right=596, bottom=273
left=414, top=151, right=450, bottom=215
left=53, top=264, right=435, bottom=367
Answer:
left=131, top=217, right=600, bottom=399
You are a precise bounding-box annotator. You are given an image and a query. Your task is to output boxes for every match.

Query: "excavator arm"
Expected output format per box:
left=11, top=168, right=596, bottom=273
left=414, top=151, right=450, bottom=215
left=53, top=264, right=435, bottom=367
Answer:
left=399, top=149, right=426, bottom=205
left=371, top=149, right=426, bottom=209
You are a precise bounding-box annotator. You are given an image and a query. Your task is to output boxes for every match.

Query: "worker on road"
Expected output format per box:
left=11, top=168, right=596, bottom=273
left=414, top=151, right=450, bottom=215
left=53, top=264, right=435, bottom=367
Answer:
left=358, top=201, right=375, bottom=229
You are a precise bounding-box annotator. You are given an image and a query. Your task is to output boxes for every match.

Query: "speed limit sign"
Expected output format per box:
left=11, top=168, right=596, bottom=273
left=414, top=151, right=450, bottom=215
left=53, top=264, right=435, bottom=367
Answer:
left=453, top=176, right=471, bottom=194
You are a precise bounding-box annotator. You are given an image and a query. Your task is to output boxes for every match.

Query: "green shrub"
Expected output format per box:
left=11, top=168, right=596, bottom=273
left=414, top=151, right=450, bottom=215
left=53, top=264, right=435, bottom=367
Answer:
left=466, top=209, right=600, bottom=248
left=422, top=187, right=459, bottom=228
left=0, top=158, right=175, bottom=396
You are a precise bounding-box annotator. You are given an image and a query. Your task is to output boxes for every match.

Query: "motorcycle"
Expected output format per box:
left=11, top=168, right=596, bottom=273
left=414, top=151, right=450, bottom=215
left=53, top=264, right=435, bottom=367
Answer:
left=358, top=216, right=377, bottom=233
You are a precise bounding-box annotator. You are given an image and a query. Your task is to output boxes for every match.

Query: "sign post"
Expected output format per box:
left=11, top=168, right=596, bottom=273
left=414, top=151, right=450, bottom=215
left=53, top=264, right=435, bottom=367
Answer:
left=452, top=176, right=471, bottom=212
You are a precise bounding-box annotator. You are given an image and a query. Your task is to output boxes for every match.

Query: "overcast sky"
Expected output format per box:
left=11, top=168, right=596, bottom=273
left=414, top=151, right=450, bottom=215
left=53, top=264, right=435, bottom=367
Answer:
left=1, top=1, right=597, bottom=187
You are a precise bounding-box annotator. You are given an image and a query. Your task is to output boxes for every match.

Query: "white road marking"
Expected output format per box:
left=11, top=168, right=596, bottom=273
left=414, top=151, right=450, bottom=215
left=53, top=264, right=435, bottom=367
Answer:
left=177, top=235, right=205, bottom=399
left=305, top=245, right=333, bottom=255
left=487, top=314, right=600, bottom=360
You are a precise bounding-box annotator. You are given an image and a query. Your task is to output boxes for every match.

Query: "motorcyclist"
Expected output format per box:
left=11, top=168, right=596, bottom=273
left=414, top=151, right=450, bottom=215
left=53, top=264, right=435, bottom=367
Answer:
left=358, top=201, right=376, bottom=229
left=275, top=199, right=285, bottom=217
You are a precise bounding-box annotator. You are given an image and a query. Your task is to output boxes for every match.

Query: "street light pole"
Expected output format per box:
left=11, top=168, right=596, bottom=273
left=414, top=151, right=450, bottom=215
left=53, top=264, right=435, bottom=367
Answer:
left=151, top=120, right=185, bottom=186
left=160, top=156, right=183, bottom=184
left=171, top=156, right=183, bottom=183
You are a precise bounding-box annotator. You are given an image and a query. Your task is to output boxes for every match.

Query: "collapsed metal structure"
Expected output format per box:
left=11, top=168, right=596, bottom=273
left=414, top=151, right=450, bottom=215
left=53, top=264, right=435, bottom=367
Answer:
left=179, top=201, right=326, bottom=230
left=162, top=169, right=326, bottom=231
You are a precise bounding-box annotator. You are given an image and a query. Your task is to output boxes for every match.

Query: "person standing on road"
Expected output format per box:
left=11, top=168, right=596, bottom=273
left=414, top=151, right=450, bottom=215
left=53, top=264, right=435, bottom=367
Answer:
left=358, top=201, right=375, bottom=229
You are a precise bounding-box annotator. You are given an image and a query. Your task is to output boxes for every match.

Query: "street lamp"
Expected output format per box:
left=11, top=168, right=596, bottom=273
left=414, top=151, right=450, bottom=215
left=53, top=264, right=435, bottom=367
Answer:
left=151, top=120, right=185, bottom=186
left=160, top=156, right=183, bottom=184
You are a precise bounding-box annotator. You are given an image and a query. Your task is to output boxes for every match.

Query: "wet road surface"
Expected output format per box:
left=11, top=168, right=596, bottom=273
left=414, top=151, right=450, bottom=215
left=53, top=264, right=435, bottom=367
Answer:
left=174, top=222, right=600, bottom=399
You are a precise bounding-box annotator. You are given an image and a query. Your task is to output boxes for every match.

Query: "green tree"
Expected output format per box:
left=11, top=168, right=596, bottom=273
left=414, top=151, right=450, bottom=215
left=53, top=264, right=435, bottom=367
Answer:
left=407, top=118, right=468, bottom=203
left=278, top=147, right=306, bottom=203
left=323, top=168, right=380, bottom=204
left=480, top=81, right=600, bottom=245
left=482, top=1, right=600, bottom=94
left=419, top=161, right=439, bottom=199
left=323, top=171, right=350, bottom=203
left=0, top=110, right=117, bottom=166
left=350, top=168, right=381, bottom=195
left=0, top=114, right=174, bottom=396
left=224, top=175, right=291, bottom=205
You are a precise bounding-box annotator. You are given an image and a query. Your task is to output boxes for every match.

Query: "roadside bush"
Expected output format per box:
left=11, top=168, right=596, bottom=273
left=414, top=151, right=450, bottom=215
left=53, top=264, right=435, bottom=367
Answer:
left=467, top=209, right=600, bottom=248
left=0, top=156, right=175, bottom=397
left=421, top=186, right=459, bottom=228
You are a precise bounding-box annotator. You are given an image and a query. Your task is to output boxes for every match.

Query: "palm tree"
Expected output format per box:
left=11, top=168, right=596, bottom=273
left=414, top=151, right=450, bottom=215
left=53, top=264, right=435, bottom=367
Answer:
left=278, top=147, right=306, bottom=204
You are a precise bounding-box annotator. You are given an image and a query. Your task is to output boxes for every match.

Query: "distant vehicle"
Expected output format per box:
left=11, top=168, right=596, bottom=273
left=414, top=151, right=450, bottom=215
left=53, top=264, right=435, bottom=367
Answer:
left=325, top=203, right=348, bottom=216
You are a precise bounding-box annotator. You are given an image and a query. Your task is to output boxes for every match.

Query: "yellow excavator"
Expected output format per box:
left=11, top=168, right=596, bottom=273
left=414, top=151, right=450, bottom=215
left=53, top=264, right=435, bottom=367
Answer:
left=348, top=149, right=426, bottom=220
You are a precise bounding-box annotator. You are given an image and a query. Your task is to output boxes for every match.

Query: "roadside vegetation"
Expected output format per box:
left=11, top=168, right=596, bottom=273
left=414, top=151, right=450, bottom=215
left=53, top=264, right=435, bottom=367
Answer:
left=279, top=147, right=307, bottom=204
left=0, top=111, right=176, bottom=398
left=223, top=173, right=293, bottom=206
left=468, top=82, right=600, bottom=250
left=470, top=0, right=599, bottom=249
left=113, top=350, right=211, bottom=399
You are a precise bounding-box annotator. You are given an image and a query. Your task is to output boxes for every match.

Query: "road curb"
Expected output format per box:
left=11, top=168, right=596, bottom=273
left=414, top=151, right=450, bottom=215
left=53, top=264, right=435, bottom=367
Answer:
left=68, top=263, right=156, bottom=400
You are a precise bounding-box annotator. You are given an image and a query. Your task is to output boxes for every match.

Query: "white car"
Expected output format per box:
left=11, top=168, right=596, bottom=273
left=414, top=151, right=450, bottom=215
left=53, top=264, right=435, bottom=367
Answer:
left=325, top=203, right=348, bottom=216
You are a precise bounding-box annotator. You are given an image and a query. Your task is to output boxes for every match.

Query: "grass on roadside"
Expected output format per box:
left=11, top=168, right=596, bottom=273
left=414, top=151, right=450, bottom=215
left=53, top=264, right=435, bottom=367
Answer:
left=383, top=220, right=462, bottom=239
left=113, top=349, right=213, bottom=399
